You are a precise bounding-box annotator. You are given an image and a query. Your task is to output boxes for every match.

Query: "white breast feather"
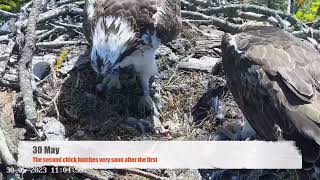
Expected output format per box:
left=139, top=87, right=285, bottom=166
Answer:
left=116, top=46, right=158, bottom=82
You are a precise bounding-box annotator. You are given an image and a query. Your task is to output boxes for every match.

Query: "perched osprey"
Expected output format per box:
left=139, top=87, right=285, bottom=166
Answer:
left=221, top=26, right=320, bottom=178
left=83, top=0, right=181, bottom=112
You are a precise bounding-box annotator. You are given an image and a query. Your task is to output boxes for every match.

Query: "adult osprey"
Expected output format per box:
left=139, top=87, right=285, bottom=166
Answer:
left=83, top=0, right=181, bottom=112
left=221, top=26, right=320, bottom=179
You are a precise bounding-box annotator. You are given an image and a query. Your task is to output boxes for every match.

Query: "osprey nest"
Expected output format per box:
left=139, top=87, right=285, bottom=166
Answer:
left=0, top=0, right=320, bottom=179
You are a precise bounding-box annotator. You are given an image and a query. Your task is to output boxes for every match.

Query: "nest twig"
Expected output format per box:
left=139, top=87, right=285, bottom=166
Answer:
left=18, top=0, right=44, bottom=137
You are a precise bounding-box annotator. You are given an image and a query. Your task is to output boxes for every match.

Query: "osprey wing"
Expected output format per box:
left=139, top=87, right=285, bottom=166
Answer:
left=83, top=0, right=181, bottom=45
left=221, top=26, right=320, bottom=164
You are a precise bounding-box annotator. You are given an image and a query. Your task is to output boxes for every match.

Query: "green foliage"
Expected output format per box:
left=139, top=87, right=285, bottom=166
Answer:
left=295, top=0, right=320, bottom=22
left=0, top=0, right=29, bottom=12
left=55, top=48, right=69, bottom=71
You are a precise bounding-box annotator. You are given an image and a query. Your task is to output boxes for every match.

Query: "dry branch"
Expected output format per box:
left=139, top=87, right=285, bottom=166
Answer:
left=201, top=4, right=307, bottom=30
left=56, top=0, right=84, bottom=6
left=37, top=26, right=66, bottom=42
left=122, top=169, right=168, bottom=180
left=18, top=0, right=43, bottom=137
left=177, top=57, right=221, bottom=72
left=311, top=18, right=320, bottom=29
left=0, top=35, right=9, bottom=42
left=0, top=128, right=16, bottom=165
left=21, top=1, right=33, bottom=12
left=0, top=79, right=18, bottom=89
left=236, top=10, right=279, bottom=27
left=307, top=37, right=320, bottom=53
left=183, top=8, right=319, bottom=40
left=36, top=40, right=84, bottom=48
left=77, top=169, right=115, bottom=180
left=52, top=22, right=82, bottom=30
left=292, top=29, right=320, bottom=39
left=181, top=10, right=241, bottom=33
left=20, top=3, right=82, bottom=28
left=0, top=9, right=18, bottom=18
left=0, top=40, right=15, bottom=78
left=38, top=4, right=80, bottom=23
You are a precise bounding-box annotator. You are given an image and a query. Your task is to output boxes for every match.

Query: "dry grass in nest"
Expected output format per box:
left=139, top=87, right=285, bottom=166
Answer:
left=57, top=63, right=150, bottom=137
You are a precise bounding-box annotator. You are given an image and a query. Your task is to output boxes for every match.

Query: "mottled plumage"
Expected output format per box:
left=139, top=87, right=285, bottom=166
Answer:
left=83, top=0, right=181, bottom=117
left=83, top=0, right=181, bottom=71
left=221, top=26, right=320, bottom=173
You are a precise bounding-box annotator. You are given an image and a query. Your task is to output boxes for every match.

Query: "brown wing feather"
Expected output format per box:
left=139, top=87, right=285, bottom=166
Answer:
left=221, top=26, right=320, bottom=165
left=83, top=0, right=181, bottom=45
left=235, top=26, right=320, bottom=102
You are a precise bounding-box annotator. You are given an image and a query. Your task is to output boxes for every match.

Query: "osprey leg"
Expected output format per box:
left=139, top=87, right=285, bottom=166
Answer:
left=138, top=77, right=159, bottom=116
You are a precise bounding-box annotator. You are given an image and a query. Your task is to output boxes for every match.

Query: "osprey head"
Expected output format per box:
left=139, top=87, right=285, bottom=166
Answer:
left=90, top=16, right=135, bottom=76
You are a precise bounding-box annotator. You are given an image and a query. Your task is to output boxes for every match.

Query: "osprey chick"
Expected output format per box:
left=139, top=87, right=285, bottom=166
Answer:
left=222, top=26, right=320, bottom=179
left=83, top=0, right=181, bottom=112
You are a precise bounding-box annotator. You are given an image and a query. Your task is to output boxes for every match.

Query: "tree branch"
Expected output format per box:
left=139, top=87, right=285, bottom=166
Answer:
left=311, top=18, right=320, bottom=29
left=236, top=10, right=279, bottom=26
left=37, top=26, right=66, bottom=42
left=121, top=169, right=168, bottom=180
left=19, top=3, right=82, bottom=28
left=200, top=4, right=307, bottom=30
left=0, top=9, right=18, bottom=18
left=36, top=40, right=84, bottom=48
left=0, top=127, right=16, bottom=166
left=18, top=0, right=43, bottom=137
left=181, top=10, right=241, bottom=33
left=0, top=40, right=15, bottom=79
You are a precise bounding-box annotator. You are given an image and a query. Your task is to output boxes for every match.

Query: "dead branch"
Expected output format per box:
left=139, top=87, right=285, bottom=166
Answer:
left=182, top=19, right=212, bottom=25
left=236, top=10, right=278, bottom=26
left=0, top=9, right=18, bottom=18
left=21, top=1, right=33, bottom=13
left=36, top=40, right=85, bottom=48
left=19, top=3, right=82, bottom=28
left=0, top=127, right=16, bottom=165
left=77, top=169, right=116, bottom=180
left=56, top=0, right=84, bottom=6
left=177, top=57, right=221, bottom=72
left=38, top=4, right=82, bottom=23
left=307, top=37, right=320, bottom=53
left=180, top=0, right=202, bottom=12
left=181, top=10, right=241, bottom=33
left=0, top=35, right=9, bottom=42
left=311, top=18, right=320, bottom=29
left=0, top=79, right=18, bottom=89
left=34, top=90, right=52, bottom=101
left=292, top=29, right=320, bottom=39
left=36, top=29, right=48, bottom=35
left=51, top=22, right=82, bottom=30
left=200, top=4, right=307, bottom=30
left=183, top=9, right=320, bottom=40
left=18, top=0, right=43, bottom=137
left=0, top=40, right=15, bottom=78
left=2, top=73, right=18, bottom=83
left=37, top=26, right=66, bottom=42
left=121, top=169, right=168, bottom=180
left=181, top=0, right=212, bottom=7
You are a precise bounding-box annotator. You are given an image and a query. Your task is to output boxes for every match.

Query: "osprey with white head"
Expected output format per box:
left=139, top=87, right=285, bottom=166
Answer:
left=83, top=0, right=182, bottom=111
